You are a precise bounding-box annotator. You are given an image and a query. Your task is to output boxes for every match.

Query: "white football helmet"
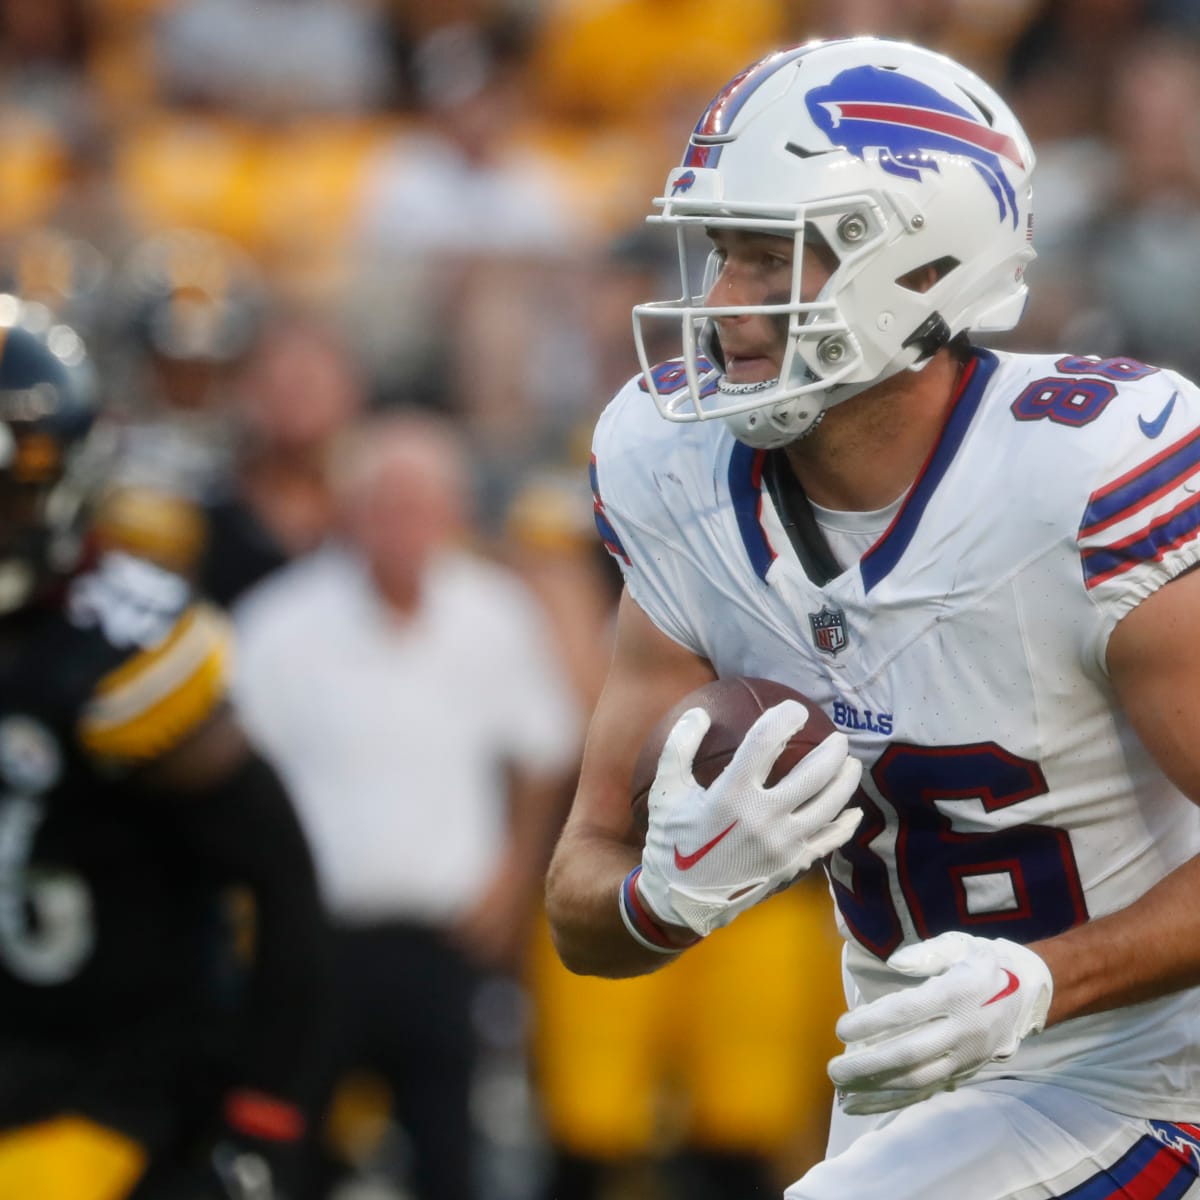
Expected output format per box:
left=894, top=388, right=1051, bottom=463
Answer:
left=633, top=37, right=1037, bottom=449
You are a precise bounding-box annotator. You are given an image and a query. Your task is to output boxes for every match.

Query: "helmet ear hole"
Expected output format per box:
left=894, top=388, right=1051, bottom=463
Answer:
left=804, top=224, right=839, bottom=270
left=896, top=256, right=960, bottom=294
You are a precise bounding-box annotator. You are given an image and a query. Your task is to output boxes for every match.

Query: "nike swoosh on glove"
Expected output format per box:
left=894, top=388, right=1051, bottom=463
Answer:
left=636, top=700, right=862, bottom=939
left=828, top=930, right=1053, bottom=1115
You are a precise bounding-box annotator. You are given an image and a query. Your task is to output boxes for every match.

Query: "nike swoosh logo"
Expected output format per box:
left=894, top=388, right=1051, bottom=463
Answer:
left=982, top=969, right=1020, bottom=1007
left=674, top=820, right=738, bottom=870
left=1139, top=392, right=1178, bottom=439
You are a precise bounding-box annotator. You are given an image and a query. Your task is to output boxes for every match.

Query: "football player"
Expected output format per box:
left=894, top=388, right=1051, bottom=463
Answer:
left=89, top=229, right=270, bottom=593
left=546, top=37, right=1200, bottom=1199
left=0, top=299, right=329, bottom=1199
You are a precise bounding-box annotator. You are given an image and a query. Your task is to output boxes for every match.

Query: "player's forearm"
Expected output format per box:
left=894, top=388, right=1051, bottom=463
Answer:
left=544, top=826, right=679, bottom=978
left=1034, top=853, right=1200, bottom=1027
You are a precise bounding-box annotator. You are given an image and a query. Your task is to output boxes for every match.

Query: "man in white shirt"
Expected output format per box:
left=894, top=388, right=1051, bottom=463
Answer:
left=234, top=411, right=580, bottom=1200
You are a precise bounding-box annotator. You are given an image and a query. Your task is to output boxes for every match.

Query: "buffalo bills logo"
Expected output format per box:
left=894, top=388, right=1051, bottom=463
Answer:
left=671, top=169, right=697, bottom=196
left=806, top=65, right=1024, bottom=227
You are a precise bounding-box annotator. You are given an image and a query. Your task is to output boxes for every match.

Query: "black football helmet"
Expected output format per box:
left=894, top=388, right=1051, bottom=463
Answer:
left=0, top=297, right=101, bottom=612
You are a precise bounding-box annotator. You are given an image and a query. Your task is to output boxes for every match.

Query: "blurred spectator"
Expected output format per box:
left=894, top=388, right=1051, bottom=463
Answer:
left=0, top=0, right=127, bottom=241
left=582, top=225, right=693, bottom=414
left=0, top=0, right=95, bottom=133
left=1074, top=33, right=1200, bottom=378
left=90, top=228, right=269, bottom=582
left=152, top=0, right=396, bottom=117
left=107, top=4, right=397, bottom=286
left=196, top=311, right=366, bottom=607
left=1003, top=28, right=1200, bottom=377
left=346, top=20, right=583, bottom=415
left=1002, top=0, right=1150, bottom=246
left=450, top=223, right=685, bottom=542
left=1006, top=0, right=1153, bottom=140
left=231, top=411, right=581, bottom=1200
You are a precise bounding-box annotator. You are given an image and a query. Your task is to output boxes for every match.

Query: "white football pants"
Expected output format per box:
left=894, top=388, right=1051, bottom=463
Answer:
left=785, top=1078, right=1200, bottom=1200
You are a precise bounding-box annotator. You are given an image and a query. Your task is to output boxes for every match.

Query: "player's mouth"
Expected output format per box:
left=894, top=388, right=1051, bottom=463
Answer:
left=723, top=354, right=780, bottom=383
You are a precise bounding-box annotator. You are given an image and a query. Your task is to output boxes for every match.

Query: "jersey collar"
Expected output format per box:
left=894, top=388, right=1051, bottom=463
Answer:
left=727, top=346, right=999, bottom=591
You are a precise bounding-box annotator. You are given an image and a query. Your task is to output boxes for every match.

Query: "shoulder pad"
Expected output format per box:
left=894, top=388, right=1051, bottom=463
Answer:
left=70, top=555, right=232, bottom=763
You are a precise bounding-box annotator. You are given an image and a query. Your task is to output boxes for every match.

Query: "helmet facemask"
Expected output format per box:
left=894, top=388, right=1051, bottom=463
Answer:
left=634, top=197, right=903, bottom=448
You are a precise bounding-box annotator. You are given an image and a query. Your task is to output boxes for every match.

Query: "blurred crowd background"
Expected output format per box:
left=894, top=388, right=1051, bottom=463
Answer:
left=7, top=1, right=1200, bottom=1198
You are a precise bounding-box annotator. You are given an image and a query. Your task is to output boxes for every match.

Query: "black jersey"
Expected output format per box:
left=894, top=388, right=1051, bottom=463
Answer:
left=0, top=550, right=235, bottom=1039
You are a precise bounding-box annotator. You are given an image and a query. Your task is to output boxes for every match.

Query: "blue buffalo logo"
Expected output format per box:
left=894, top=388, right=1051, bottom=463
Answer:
left=806, top=65, right=1025, bottom=227
left=671, top=169, right=697, bottom=196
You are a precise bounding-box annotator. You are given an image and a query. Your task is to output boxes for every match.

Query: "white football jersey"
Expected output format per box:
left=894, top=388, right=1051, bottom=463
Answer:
left=591, top=346, right=1200, bottom=1118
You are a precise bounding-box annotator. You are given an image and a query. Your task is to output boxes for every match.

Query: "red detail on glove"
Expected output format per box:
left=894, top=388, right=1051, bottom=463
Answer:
left=673, top=820, right=738, bottom=870
left=982, top=969, right=1020, bottom=1007
left=224, top=1089, right=306, bottom=1143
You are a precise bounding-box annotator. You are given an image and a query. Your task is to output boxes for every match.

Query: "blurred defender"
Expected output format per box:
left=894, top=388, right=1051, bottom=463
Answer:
left=0, top=299, right=328, bottom=1200
left=547, top=37, right=1200, bottom=1199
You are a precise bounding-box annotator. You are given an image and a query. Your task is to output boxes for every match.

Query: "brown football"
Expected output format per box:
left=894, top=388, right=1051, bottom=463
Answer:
left=629, top=676, right=836, bottom=837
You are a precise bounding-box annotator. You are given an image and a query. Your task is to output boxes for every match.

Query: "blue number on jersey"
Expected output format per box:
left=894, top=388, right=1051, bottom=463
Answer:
left=1011, top=356, right=1159, bottom=427
left=831, top=741, right=1088, bottom=958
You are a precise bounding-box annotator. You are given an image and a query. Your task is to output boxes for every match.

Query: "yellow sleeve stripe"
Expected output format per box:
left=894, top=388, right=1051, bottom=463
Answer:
left=79, top=605, right=232, bottom=762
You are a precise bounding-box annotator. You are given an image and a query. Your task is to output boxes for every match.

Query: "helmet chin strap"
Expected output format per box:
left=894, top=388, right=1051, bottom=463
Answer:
left=718, top=375, right=831, bottom=449
left=716, top=378, right=777, bottom=396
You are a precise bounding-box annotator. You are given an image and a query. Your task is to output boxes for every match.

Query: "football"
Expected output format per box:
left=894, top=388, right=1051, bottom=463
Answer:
left=629, top=676, right=836, bottom=836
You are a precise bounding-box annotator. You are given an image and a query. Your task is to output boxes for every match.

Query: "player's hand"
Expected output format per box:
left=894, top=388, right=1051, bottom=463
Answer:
left=159, top=1142, right=276, bottom=1200
left=828, top=931, right=1054, bottom=1115
left=197, top=1088, right=306, bottom=1200
left=636, top=701, right=862, bottom=938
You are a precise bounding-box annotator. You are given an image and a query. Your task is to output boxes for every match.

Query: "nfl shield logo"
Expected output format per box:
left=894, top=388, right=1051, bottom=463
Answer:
left=809, top=605, right=848, bottom=656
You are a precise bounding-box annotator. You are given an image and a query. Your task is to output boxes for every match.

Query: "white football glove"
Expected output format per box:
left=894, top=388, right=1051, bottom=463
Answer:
left=829, top=931, right=1054, bottom=1115
left=635, top=700, right=862, bottom=938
